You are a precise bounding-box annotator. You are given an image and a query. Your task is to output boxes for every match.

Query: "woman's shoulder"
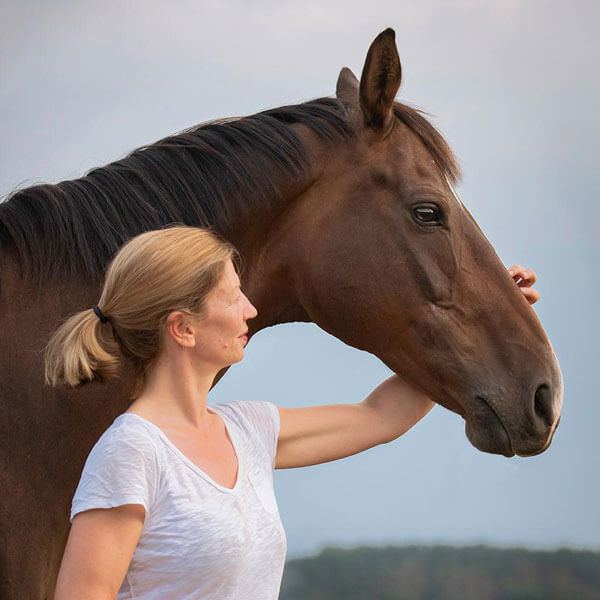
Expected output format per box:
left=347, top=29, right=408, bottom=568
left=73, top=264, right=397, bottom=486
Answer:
left=71, top=413, right=161, bottom=523
left=212, top=400, right=280, bottom=463
left=85, top=413, right=162, bottom=467
left=101, top=412, right=158, bottom=443
left=212, top=400, right=278, bottom=430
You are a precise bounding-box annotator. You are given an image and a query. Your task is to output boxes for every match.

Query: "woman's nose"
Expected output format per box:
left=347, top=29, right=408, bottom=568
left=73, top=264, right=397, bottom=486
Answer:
left=241, top=291, right=258, bottom=319
left=249, top=302, right=258, bottom=319
left=247, top=300, right=258, bottom=319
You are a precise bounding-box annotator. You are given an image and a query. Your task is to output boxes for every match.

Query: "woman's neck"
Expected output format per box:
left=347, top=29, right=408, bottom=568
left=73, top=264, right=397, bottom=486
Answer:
left=127, top=350, right=221, bottom=433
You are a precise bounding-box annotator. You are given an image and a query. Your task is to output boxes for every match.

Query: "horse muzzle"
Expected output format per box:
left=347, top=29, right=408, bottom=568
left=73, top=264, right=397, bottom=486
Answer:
left=464, top=383, right=562, bottom=458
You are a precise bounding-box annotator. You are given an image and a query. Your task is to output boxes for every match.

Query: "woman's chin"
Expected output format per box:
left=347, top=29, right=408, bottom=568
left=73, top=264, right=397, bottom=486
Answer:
left=226, top=351, right=245, bottom=366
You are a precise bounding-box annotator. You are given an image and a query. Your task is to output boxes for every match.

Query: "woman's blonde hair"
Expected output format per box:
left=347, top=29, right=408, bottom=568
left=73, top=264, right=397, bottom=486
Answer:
left=44, top=224, right=238, bottom=400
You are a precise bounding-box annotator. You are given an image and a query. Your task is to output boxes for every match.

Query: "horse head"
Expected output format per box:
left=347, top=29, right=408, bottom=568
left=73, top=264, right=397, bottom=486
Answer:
left=255, top=29, right=562, bottom=458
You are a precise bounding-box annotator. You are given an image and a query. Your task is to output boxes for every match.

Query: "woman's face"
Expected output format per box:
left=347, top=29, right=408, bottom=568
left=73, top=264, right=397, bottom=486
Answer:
left=192, top=259, right=258, bottom=369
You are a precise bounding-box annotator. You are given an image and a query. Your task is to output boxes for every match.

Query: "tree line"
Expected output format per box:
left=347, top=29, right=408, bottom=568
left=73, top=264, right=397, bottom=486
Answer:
left=279, top=544, right=600, bottom=600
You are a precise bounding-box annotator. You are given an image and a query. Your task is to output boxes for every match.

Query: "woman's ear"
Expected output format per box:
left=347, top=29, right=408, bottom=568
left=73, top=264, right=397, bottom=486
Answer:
left=166, top=311, right=197, bottom=348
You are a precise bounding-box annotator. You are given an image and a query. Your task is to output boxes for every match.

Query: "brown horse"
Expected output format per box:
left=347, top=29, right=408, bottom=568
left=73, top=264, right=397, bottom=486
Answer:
left=0, top=28, right=561, bottom=599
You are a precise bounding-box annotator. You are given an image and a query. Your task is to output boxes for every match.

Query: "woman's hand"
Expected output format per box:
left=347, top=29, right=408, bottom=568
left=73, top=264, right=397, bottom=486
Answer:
left=508, top=264, right=539, bottom=305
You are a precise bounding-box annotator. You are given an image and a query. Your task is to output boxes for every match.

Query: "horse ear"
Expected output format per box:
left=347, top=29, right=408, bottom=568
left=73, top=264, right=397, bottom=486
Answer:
left=359, top=28, right=402, bottom=129
left=336, top=67, right=359, bottom=103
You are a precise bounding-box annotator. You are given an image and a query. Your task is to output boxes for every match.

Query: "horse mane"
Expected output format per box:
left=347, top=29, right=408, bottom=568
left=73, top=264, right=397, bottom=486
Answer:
left=0, top=97, right=459, bottom=292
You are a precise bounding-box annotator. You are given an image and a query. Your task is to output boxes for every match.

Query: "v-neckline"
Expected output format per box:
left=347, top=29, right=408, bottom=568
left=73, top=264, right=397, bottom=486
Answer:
left=118, top=404, right=243, bottom=494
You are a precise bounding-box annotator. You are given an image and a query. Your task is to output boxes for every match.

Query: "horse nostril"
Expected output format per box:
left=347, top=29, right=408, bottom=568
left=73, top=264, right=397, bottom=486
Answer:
left=534, top=383, right=555, bottom=427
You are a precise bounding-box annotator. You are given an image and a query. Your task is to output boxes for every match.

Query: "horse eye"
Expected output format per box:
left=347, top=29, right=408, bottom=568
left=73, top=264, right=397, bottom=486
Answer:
left=412, top=204, right=443, bottom=226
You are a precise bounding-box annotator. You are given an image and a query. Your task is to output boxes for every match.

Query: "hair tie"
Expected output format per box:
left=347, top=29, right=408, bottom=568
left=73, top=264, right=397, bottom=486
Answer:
left=92, top=304, right=108, bottom=324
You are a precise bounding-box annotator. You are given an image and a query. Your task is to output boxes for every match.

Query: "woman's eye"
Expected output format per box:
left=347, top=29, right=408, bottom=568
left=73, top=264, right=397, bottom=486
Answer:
left=412, top=204, right=443, bottom=226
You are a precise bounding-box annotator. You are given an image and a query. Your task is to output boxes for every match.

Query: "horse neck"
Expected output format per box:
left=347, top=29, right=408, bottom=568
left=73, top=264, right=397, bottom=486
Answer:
left=227, top=125, right=334, bottom=333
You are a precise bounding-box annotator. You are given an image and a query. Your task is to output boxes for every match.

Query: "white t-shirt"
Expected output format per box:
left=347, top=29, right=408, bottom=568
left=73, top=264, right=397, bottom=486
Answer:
left=70, top=400, right=287, bottom=600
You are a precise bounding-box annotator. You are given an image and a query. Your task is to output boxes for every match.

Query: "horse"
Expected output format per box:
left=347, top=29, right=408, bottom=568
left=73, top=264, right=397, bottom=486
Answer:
left=0, top=28, right=562, bottom=599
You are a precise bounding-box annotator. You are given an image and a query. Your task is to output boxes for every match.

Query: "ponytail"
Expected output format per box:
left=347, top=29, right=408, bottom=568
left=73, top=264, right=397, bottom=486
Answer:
left=44, top=307, right=120, bottom=388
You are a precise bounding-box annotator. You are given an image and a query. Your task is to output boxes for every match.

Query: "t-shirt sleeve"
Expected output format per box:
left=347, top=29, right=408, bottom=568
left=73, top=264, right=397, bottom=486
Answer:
left=231, top=400, right=280, bottom=469
left=70, top=425, right=158, bottom=523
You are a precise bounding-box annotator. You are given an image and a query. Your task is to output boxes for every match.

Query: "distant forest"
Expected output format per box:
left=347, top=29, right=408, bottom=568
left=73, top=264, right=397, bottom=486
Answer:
left=279, top=544, right=600, bottom=600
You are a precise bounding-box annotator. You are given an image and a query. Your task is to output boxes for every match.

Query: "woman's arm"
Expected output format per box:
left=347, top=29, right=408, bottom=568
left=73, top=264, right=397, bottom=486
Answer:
left=275, top=375, right=434, bottom=469
left=54, top=504, right=144, bottom=600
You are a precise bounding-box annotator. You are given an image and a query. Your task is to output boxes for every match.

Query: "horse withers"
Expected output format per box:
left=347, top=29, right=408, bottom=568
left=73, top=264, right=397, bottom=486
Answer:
left=0, top=28, right=561, bottom=599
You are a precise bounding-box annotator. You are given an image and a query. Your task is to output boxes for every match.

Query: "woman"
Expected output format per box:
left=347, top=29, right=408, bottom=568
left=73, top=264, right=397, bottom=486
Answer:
left=45, top=224, right=538, bottom=600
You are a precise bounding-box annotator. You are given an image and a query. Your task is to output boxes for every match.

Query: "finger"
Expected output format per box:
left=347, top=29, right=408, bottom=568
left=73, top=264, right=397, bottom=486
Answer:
left=520, top=287, right=540, bottom=305
left=508, top=264, right=537, bottom=287
left=517, top=269, right=537, bottom=287
left=507, top=264, right=525, bottom=280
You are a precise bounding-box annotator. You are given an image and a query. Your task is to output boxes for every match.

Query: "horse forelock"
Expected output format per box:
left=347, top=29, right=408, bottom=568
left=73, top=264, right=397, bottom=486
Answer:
left=392, top=102, right=462, bottom=187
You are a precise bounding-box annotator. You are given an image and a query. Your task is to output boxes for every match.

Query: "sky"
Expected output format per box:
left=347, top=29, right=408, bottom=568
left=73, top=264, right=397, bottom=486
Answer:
left=1, top=0, right=598, bottom=558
